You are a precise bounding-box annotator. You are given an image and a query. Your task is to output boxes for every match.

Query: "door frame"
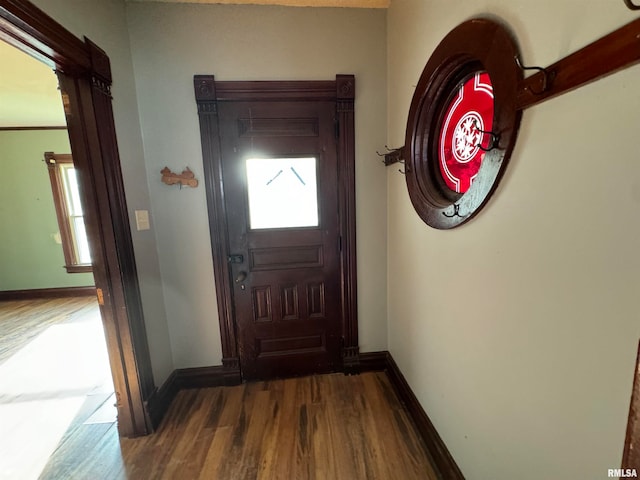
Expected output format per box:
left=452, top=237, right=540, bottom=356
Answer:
left=0, top=0, right=155, bottom=436
left=194, top=75, right=359, bottom=380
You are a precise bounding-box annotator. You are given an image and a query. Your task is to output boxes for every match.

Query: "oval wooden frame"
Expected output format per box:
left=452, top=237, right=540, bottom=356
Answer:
left=404, top=18, right=522, bottom=229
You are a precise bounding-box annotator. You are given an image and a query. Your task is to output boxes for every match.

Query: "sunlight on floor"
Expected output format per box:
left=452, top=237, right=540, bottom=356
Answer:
left=0, top=307, right=114, bottom=480
left=0, top=396, right=85, bottom=479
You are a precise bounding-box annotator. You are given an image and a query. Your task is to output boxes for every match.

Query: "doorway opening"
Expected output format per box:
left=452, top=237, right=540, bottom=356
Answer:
left=1, top=0, right=157, bottom=440
left=0, top=39, right=117, bottom=479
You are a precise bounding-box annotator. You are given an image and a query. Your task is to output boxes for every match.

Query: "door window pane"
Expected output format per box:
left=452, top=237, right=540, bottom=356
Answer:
left=246, top=157, right=318, bottom=229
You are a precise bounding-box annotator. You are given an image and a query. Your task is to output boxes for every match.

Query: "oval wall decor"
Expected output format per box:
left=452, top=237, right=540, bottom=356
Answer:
left=404, top=19, right=522, bottom=229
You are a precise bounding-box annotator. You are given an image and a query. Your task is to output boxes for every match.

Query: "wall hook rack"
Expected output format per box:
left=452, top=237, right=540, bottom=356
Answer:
left=161, top=167, right=199, bottom=188
left=515, top=56, right=555, bottom=95
left=377, top=145, right=404, bottom=166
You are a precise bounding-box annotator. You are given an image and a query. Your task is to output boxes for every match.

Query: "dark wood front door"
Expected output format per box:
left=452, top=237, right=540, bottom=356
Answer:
left=194, top=76, right=359, bottom=382
left=219, top=99, right=342, bottom=379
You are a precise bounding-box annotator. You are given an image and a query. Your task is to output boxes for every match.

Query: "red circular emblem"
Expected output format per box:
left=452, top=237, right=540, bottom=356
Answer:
left=438, top=72, right=494, bottom=193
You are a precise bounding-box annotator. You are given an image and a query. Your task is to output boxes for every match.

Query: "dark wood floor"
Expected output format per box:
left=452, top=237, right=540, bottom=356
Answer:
left=1, top=298, right=438, bottom=479
left=41, top=372, right=439, bottom=480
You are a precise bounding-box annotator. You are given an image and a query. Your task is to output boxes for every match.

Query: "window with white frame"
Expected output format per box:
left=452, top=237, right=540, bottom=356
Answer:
left=45, top=151, right=92, bottom=273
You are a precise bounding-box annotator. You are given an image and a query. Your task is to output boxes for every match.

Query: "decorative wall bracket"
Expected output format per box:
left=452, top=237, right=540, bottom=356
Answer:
left=377, top=146, right=404, bottom=166
left=161, top=167, right=199, bottom=188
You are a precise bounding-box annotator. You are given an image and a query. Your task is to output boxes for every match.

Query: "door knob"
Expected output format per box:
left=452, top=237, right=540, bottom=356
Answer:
left=235, top=271, right=247, bottom=283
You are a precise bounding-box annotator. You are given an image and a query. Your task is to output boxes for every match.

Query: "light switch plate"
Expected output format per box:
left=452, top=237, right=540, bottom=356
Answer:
left=135, top=210, right=150, bottom=231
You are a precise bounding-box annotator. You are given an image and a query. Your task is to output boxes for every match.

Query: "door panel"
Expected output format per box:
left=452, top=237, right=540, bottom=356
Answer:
left=219, top=100, right=341, bottom=380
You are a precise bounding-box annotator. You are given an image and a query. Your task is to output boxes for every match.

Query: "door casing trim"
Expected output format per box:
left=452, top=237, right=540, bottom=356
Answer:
left=194, top=75, right=359, bottom=378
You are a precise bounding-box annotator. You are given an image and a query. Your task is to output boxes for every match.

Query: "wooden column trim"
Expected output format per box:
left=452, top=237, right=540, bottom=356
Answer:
left=86, top=40, right=154, bottom=404
left=194, top=75, right=241, bottom=378
left=336, top=74, right=360, bottom=373
left=85, top=39, right=155, bottom=432
left=58, top=70, right=151, bottom=436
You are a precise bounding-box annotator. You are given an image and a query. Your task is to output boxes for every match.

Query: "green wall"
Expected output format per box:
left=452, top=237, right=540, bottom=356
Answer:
left=0, top=130, right=94, bottom=290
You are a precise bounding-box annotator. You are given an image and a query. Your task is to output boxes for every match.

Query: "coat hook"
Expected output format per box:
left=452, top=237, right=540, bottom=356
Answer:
left=376, top=145, right=393, bottom=155
left=377, top=145, right=397, bottom=156
left=515, top=56, right=555, bottom=95
left=378, top=145, right=404, bottom=167
left=398, top=159, right=410, bottom=175
left=442, top=203, right=464, bottom=218
left=473, top=120, right=500, bottom=152
left=624, top=0, right=640, bottom=9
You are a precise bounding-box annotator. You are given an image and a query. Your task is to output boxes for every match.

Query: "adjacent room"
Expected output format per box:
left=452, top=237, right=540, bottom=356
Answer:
left=0, top=41, right=116, bottom=479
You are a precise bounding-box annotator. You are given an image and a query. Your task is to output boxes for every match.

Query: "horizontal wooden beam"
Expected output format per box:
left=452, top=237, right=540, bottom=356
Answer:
left=517, top=17, right=640, bottom=110
left=0, top=0, right=91, bottom=73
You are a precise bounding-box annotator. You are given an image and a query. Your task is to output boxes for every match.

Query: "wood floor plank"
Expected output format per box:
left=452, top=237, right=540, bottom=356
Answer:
left=268, top=376, right=298, bottom=480
left=254, top=380, right=284, bottom=479
left=198, top=425, right=232, bottom=479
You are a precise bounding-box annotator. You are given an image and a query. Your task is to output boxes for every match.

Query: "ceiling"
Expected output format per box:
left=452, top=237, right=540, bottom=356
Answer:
left=0, top=41, right=66, bottom=128
left=0, top=0, right=386, bottom=127
left=127, top=0, right=388, bottom=7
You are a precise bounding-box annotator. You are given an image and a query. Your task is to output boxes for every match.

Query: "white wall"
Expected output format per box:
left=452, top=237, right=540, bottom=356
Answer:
left=28, top=0, right=174, bottom=386
left=126, top=3, right=388, bottom=368
left=387, top=1, right=640, bottom=478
